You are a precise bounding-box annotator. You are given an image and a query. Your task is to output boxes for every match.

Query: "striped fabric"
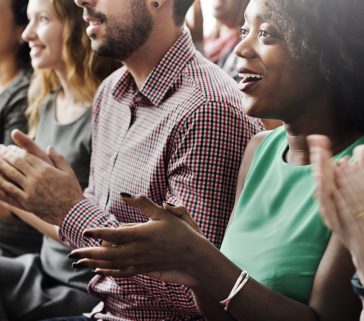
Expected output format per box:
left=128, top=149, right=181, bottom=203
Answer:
left=60, top=30, right=262, bottom=320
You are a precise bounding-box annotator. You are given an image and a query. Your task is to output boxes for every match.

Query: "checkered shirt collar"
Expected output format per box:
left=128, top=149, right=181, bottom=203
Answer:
left=112, top=29, right=195, bottom=107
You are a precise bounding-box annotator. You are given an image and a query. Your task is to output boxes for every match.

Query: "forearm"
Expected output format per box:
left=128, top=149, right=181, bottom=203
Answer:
left=11, top=207, right=60, bottom=242
left=189, top=236, right=318, bottom=321
left=193, top=286, right=236, bottom=321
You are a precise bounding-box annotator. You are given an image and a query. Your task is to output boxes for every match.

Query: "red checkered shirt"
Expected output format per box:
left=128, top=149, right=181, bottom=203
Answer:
left=60, top=30, right=262, bottom=321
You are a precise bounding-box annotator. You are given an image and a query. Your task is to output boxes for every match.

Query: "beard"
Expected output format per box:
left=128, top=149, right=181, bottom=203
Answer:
left=86, top=0, right=153, bottom=60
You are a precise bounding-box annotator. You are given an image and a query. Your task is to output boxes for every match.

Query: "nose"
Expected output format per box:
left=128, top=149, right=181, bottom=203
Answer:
left=21, top=21, right=36, bottom=43
left=234, top=34, right=257, bottom=60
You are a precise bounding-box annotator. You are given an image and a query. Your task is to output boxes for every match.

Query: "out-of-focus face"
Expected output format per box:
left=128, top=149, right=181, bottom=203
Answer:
left=74, top=0, right=152, bottom=60
left=213, top=0, right=247, bottom=27
left=0, top=0, right=23, bottom=58
left=235, top=0, right=325, bottom=122
left=22, top=0, right=64, bottom=71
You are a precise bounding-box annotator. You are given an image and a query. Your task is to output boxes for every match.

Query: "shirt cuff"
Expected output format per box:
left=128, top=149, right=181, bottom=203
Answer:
left=59, top=198, right=104, bottom=248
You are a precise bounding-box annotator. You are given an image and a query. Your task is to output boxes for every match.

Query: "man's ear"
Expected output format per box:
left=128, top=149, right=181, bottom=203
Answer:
left=148, top=0, right=170, bottom=10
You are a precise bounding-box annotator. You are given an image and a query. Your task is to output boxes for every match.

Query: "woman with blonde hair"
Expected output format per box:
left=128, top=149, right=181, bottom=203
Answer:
left=0, top=0, right=119, bottom=319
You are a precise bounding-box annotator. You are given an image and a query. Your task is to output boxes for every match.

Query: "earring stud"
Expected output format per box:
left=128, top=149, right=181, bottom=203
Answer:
left=152, top=1, right=159, bottom=8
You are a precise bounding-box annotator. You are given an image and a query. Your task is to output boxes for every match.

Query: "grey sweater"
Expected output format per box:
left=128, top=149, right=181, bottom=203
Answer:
left=0, top=69, right=31, bottom=145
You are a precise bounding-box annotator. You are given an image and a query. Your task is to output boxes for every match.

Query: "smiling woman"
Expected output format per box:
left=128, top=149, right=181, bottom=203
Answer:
left=69, top=0, right=364, bottom=320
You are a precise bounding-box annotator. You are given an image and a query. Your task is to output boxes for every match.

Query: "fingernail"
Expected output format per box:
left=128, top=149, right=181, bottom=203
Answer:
left=72, top=262, right=88, bottom=270
left=120, top=192, right=132, bottom=198
left=165, top=202, right=175, bottom=207
left=68, top=252, right=83, bottom=260
left=83, top=231, right=93, bottom=238
left=93, top=269, right=104, bottom=276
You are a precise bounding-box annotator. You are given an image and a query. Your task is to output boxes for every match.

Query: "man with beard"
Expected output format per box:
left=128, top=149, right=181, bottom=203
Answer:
left=0, top=0, right=262, bottom=320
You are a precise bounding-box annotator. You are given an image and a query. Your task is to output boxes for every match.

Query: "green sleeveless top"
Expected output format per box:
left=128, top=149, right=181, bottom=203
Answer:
left=221, top=127, right=364, bottom=304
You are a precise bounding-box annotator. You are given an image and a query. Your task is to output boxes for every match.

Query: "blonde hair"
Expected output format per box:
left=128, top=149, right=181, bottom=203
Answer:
left=27, top=0, right=117, bottom=137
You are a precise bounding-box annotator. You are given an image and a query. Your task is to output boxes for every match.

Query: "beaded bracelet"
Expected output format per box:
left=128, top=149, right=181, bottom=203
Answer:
left=220, top=270, right=249, bottom=311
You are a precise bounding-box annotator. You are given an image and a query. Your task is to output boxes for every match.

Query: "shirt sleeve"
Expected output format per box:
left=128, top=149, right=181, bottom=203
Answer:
left=165, top=101, right=261, bottom=248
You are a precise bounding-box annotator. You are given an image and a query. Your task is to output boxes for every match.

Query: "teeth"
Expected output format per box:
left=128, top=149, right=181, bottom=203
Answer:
left=239, top=73, right=263, bottom=79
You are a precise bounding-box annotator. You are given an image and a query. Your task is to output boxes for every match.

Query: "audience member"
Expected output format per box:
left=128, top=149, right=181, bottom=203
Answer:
left=0, top=0, right=39, bottom=257
left=69, top=0, right=364, bottom=320
left=204, top=0, right=247, bottom=80
left=0, top=0, right=262, bottom=320
left=0, top=0, right=31, bottom=144
left=0, top=0, right=119, bottom=320
left=190, top=0, right=281, bottom=129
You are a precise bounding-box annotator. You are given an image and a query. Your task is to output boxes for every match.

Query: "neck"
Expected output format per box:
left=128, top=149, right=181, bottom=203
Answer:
left=0, top=54, right=20, bottom=91
left=283, top=95, right=363, bottom=165
left=55, top=68, right=77, bottom=103
left=123, top=25, right=183, bottom=89
left=54, top=68, right=89, bottom=124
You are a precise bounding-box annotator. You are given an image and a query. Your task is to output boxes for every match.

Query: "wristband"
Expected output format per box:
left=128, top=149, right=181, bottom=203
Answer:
left=220, top=270, right=249, bottom=311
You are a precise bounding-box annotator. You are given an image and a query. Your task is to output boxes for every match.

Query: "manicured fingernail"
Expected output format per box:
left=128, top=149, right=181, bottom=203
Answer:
left=165, top=202, right=175, bottom=207
left=68, top=252, right=82, bottom=260
left=120, top=192, right=132, bottom=198
left=83, top=231, right=93, bottom=238
left=72, top=262, right=88, bottom=269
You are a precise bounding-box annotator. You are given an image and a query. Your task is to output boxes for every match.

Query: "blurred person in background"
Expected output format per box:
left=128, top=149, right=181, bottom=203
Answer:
left=0, top=0, right=119, bottom=320
left=0, top=0, right=31, bottom=145
left=0, top=0, right=39, bottom=257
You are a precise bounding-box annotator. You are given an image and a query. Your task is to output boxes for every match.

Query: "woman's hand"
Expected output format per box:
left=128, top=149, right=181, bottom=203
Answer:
left=0, top=201, right=17, bottom=224
left=69, top=195, right=204, bottom=287
left=308, top=135, right=364, bottom=279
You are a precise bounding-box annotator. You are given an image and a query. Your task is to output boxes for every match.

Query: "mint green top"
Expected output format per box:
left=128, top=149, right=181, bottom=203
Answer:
left=221, top=127, right=364, bottom=304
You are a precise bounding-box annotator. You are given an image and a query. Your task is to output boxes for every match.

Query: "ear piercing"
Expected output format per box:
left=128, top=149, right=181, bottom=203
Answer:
left=152, top=1, right=159, bottom=8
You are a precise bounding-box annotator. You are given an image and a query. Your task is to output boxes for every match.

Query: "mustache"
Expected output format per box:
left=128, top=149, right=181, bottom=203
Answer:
left=83, top=8, right=107, bottom=23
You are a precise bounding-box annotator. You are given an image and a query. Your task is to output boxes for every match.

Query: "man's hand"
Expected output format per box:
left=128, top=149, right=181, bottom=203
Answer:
left=0, top=141, right=83, bottom=225
left=11, top=129, right=53, bottom=165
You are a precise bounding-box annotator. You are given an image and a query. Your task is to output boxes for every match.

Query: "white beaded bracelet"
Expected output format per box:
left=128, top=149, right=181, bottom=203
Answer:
left=220, top=270, right=249, bottom=311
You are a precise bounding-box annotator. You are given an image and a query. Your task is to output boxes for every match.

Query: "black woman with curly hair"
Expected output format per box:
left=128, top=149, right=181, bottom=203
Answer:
left=61, top=0, right=364, bottom=320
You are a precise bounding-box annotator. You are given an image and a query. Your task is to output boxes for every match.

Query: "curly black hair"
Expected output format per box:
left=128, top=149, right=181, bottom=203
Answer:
left=173, top=0, right=195, bottom=26
left=11, top=0, right=31, bottom=70
left=263, top=0, right=364, bottom=131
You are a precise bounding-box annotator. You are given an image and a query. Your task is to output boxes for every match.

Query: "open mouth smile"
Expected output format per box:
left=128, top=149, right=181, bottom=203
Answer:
left=238, top=71, right=264, bottom=93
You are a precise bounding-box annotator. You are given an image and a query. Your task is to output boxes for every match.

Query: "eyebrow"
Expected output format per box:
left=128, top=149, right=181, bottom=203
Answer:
left=244, top=13, right=264, bottom=23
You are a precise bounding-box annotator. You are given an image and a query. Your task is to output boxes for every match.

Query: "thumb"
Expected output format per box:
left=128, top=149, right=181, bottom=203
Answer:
left=47, top=147, right=72, bottom=173
left=11, top=130, right=53, bottom=165
left=121, top=194, right=166, bottom=221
